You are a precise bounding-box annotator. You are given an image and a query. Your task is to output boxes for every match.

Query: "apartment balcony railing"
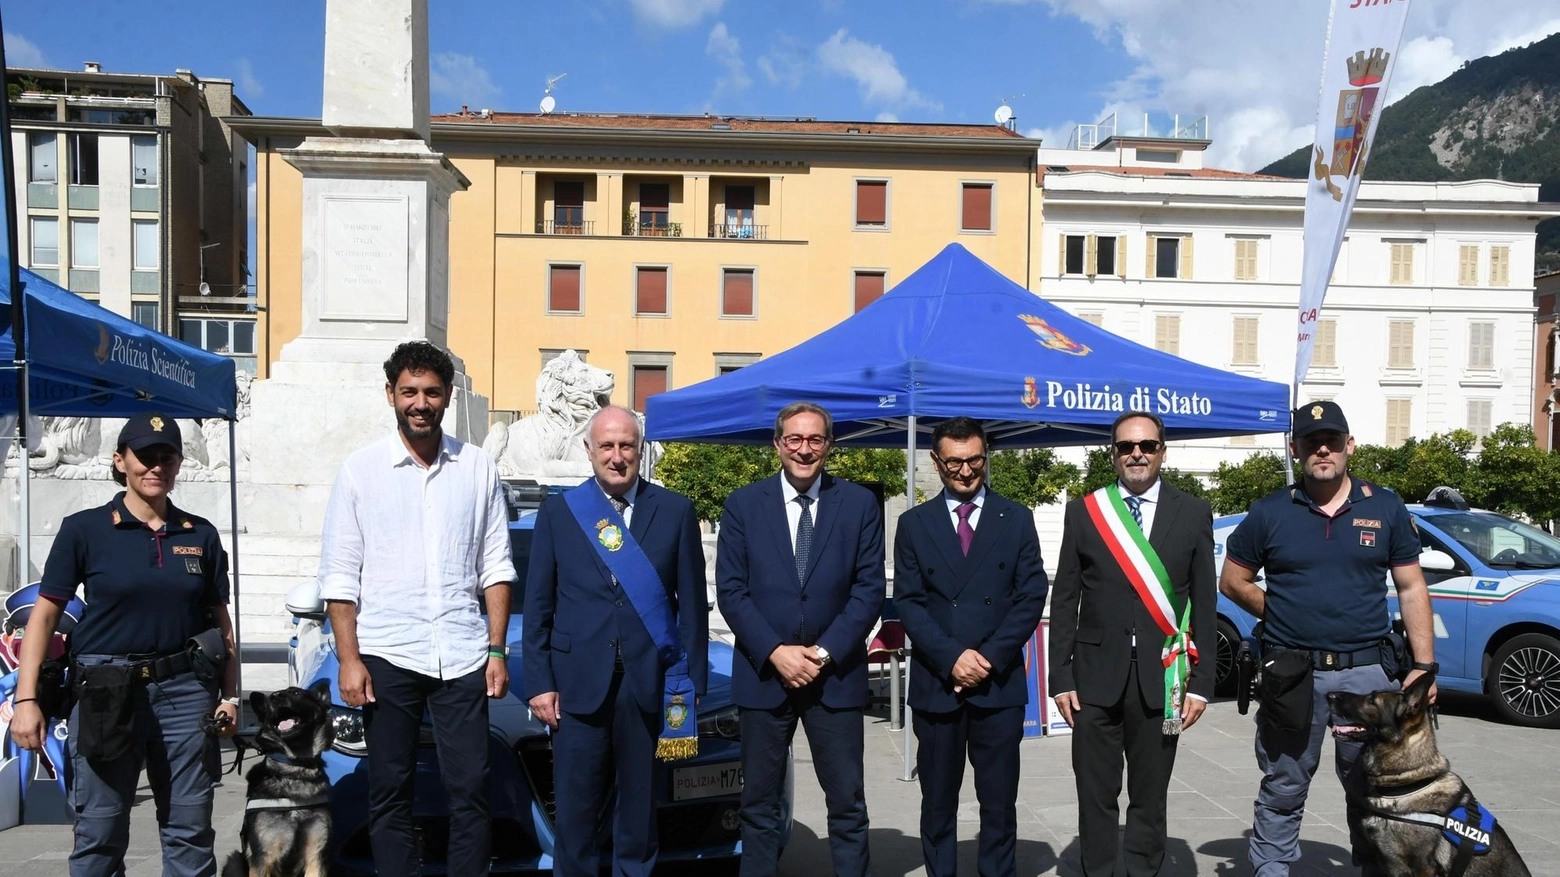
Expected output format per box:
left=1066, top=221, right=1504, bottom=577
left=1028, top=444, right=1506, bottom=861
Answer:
left=536, top=220, right=593, bottom=235
left=708, top=224, right=768, bottom=240
left=622, top=221, right=684, bottom=237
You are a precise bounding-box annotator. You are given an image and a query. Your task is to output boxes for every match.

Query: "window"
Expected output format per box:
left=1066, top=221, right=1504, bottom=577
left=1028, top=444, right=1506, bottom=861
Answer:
left=28, top=132, right=56, bottom=183
left=715, top=353, right=760, bottom=375
left=548, top=264, right=582, bottom=313
left=855, top=180, right=887, bottom=227
left=29, top=217, right=59, bottom=266
left=1467, top=399, right=1493, bottom=440
left=1458, top=245, right=1479, bottom=286
left=71, top=219, right=100, bottom=268
left=1313, top=319, right=1338, bottom=368
left=724, top=185, right=755, bottom=235
left=1387, top=320, right=1415, bottom=369
left=853, top=271, right=886, bottom=312
left=133, top=303, right=159, bottom=331
left=1149, top=235, right=1190, bottom=279
left=1232, top=316, right=1260, bottom=365
left=1234, top=238, right=1259, bottom=281
left=179, top=318, right=257, bottom=355
left=133, top=220, right=159, bottom=270
left=1095, top=236, right=1116, bottom=276
left=541, top=348, right=588, bottom=367
left=635, top=266, right=668, bottom=316
left=1386, top=399, right=1412, bottom=447
left=960, top=183, right=992, bottom=232
left=553, top=181, right=584, bottom=232
left=1467, top=322, right=1495, bottom=370
left=132, top=135, right=158, bottom=186
left=632, top=365, right=668, bottom=412
left=68, top=133, right=99, bottom=185
left=1062, top=234, right=1122, bottom=276
left=1137, top=149, right=1179, bottom=163
left=1490, top=246, right=1510, bottom=287
left=639, top=183, right=669, bottom=233
left=1154, top=314, right=1180, bottom=355
left=1389, top=242, right=1415, bottom=285
left=1064, top=235, right=1086, bottom=275
left=722, top=268, right=754, bottom=317
left=1078, top=312, right=1104, bottom=327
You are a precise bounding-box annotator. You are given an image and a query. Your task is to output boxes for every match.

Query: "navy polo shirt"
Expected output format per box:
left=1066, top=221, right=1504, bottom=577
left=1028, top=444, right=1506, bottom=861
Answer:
left=40, top=493, right=230, bottom=657
left=1225, top=478, right=1419, bottom=653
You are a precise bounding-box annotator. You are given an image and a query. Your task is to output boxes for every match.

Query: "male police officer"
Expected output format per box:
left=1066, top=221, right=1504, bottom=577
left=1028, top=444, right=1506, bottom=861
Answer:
left=1220, top=401, right=1438, bottom=876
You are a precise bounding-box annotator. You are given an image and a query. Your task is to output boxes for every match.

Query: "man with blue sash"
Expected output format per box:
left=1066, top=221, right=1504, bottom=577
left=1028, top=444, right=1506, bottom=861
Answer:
left=523, top=405, right=708, bottom=877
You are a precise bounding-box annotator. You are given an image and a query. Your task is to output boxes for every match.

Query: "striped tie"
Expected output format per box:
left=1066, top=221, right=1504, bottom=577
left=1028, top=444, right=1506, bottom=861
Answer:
left=1125, top=495, right=1143, bottom=530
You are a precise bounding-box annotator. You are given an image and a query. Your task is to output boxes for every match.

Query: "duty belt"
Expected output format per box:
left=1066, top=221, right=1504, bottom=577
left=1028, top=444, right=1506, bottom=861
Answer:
left=109, top=650, right=195, bottom=682
left=1263, top=642, right=1381, bottom=671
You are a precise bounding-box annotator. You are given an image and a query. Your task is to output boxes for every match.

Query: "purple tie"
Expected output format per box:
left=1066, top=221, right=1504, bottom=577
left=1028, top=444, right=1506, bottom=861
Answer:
left=956, top=502, right=976, bottom=556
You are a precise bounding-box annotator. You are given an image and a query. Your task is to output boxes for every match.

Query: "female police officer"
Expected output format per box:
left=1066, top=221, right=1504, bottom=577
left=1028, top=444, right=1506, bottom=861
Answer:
left=8, top=412, right=239, bottom=877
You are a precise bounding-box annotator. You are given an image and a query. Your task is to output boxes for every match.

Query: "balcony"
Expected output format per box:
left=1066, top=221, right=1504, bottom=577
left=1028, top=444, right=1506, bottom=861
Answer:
left=536, top=220, right=594, bottom=235
left=623, top=219, right=684, bottom=237
left=709, top=223, right=768, bottom=241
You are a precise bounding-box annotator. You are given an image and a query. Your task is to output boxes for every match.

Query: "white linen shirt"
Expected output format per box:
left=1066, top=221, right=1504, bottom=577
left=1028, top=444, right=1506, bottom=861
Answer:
left=318, top=432, right=517, bottom=679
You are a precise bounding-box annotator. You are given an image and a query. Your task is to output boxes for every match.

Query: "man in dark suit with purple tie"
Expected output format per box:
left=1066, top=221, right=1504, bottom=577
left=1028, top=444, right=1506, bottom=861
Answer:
left=893, top=417, right=1049, bottom=877
left=716, top=401, right=886, bottom=877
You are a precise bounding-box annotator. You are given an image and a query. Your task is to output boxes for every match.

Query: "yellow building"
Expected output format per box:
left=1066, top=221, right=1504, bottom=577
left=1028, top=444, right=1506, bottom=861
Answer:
left=237, top=112, right=1038, bottom=412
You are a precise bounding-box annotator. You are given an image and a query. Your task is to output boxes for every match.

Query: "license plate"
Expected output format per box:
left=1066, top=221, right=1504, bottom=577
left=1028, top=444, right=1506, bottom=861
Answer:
left=671, top=762, right=743, bottom=801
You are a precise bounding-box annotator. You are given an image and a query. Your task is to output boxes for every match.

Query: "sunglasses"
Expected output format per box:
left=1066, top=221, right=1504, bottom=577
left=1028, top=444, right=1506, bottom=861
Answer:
left=1113, top=439, right=1163, bottom=456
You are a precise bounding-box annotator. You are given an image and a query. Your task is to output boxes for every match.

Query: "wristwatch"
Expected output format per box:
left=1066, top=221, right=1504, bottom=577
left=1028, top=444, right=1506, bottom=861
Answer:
left=221, top=696, right=241, bottom=706
left=489, top=644, right=510, bottom=659
left=814, top=646, right=832, bottom=666
left=1411, top=661, right=1440, bottom=674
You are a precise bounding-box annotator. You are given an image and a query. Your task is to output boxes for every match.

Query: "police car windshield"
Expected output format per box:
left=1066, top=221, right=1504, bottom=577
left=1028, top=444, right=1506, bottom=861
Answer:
left=1428, top=511, right=1560, bottom=569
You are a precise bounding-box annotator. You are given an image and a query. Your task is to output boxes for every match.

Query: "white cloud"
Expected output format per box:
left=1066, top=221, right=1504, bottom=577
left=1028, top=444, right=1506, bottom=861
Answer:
left=629, top=0, right=724, bottom=29
left=999, top=1, right=1560, bottom=171
left=234, top=58, right=263, bottom=99
left=4, top=31, right=47, bottom=68
left=875, top=111, right=900, bottom=123
left=816, top=28, right=941, bottom=114
left=430, top=52, right=501, bottom=109
left=758, top=35, right=809, bottom=89
left=707, top=23, right=750, bottom=99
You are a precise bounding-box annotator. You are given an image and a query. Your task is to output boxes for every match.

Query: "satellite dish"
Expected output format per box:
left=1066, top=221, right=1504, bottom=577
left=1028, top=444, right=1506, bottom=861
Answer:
left=540, top=94, right=556, bottom=115
left=994, top=104, right=1014, bottom=126
left=199, top=281, right=211, bottom=296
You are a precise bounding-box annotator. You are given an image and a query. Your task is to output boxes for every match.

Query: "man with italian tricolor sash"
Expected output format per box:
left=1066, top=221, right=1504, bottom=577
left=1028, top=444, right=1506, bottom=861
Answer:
left=522, top=406, right=709, bottom=877
left=1049, top=411, right=1216, bottom=877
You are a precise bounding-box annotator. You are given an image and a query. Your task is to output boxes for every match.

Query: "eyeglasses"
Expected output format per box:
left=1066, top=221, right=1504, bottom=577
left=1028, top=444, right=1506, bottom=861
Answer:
left=780, top=434, right=829, bottom=451
left=933, top=453, right=987, bottom=473
left=1113, top=439, right=1163, bottom=456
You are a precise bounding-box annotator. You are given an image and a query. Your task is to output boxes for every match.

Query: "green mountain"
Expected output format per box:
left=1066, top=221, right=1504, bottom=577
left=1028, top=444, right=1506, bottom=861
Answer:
left=1259, top=32, right=1560, bottom=274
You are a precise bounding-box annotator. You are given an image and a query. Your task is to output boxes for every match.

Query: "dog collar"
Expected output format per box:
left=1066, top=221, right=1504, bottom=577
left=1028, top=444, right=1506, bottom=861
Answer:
left=245, top=794, right=330, bottom=812
left=1367, top=774, right=1441, bottom=799
left=265, top=751, right=324, bottom=770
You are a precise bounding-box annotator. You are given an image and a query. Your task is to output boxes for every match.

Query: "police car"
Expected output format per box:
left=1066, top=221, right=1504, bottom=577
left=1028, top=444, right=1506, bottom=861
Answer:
left=284, top=481, right=791, bottom=873
left=1211, top=489, right=1560, bottom=729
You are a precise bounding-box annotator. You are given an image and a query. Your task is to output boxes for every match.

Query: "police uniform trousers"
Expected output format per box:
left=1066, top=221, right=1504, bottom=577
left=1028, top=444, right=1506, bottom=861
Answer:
left=1249, top=663, right=1391, bottom=877
left=67, top=655, right=220, bottom=877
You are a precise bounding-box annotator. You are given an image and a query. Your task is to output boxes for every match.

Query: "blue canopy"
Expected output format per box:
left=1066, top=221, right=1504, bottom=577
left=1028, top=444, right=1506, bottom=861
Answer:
left=0, top=266, right=237, bottom=419
left=646, top=243, right=1289, bottom=448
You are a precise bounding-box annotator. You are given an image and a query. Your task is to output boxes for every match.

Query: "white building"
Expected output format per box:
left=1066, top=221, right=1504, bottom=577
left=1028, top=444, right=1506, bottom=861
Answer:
left=1035, top=128, right=1560, bottom=475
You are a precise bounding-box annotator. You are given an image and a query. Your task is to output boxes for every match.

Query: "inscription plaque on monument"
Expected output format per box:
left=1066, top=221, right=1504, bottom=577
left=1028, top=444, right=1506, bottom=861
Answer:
left=320, top=195, right=410, bottom=322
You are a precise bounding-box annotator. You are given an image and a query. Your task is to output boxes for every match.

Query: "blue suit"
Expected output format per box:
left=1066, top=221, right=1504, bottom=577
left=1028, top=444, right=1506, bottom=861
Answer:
left=893, top=489, right=1049, bottom=877
left=717, top=472, right=885, bottom=877
left=522, top=479, right=708, bottom=877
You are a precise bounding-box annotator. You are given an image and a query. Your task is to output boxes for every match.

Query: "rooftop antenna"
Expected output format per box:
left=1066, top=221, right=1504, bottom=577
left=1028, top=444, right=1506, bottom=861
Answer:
left=540, top=72, right=566, bottom=115
left=995, top=93, right=1023, bottom=129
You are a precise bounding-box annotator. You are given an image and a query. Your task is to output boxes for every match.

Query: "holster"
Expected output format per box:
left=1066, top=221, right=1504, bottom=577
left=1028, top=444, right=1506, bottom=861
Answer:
left=1257, top=646, right=1315, bottom=731
left=72, top=663, right=137, bottom=761
left=1380, top=619, right=1411, bottom=683
left=1236, top=640, right=1257, bottom=715
left=35, top=656, right=73, bottom=720
left=186, top=627, right=230, bottom=686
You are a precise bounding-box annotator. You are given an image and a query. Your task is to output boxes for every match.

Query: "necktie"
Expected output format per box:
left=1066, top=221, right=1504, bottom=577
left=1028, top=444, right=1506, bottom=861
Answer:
left=956, top=502, right=975, bottom=555
left=609, top=494, right=629, bottom=518
left=794, top=495, right=814, bottom=585
left=1125, top=495, right=1144, bottom=530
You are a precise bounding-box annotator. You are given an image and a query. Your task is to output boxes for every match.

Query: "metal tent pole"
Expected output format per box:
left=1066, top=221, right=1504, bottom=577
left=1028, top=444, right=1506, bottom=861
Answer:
left=0, top=16, right=32, bottom=591
left=899, top=415, right=916, bottom=783
left=228, top=423, right=243, bottom=701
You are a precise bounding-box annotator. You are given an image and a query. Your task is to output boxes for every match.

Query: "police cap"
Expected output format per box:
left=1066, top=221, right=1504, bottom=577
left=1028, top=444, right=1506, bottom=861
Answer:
left=1292, top=400, right=1349, bottom=438
left=117, top=412, right=183, bottom=453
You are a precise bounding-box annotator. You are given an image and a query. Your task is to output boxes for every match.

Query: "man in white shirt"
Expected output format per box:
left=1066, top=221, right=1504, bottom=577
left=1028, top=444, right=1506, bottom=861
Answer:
left=319, top=341, right=516, bottom=877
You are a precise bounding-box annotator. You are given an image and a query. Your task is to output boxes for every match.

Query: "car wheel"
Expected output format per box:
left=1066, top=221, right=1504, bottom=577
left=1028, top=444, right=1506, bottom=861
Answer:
left=1486, top=633, right=1560, bottom=729
left=1214, top=617, right=1241, bottom=697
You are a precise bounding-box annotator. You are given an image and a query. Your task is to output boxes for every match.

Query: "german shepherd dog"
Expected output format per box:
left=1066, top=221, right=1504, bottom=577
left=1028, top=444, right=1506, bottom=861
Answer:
left=222, top=686, right=334, bottom=877
left=1328, top=674, right=1531, bottom=876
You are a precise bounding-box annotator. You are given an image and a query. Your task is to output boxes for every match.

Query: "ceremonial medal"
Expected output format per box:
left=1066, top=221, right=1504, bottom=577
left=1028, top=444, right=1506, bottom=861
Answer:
left=665, top=694, right=689, bottom=730
left=597, top=520, right=625, bottom=552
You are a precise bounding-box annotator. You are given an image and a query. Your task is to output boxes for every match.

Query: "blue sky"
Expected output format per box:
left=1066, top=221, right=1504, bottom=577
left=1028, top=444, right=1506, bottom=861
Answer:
left=7, top=1, right=1560, bottom=172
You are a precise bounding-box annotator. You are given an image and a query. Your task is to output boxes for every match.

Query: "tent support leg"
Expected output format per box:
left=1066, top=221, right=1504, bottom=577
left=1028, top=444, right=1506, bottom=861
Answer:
left=899, top=415, right=916, bottom=783
left=228, top=423, right=244, bottom=712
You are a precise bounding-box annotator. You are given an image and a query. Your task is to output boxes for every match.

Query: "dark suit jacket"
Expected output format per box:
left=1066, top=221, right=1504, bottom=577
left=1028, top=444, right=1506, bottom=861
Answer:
left=1047, top=481, right=1216, bottom=708
left=893, top=489, right=1050, bottom=713
left=716, top=473, right=886, bottom=710
left=521, top=480, right=709, bottom=715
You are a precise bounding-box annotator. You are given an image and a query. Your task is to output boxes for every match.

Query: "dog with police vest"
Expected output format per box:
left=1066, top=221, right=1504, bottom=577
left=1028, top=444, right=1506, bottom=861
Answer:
left=221, top=686, right=334, bottom=877
left=1328, top=673, right=1531, bottom=876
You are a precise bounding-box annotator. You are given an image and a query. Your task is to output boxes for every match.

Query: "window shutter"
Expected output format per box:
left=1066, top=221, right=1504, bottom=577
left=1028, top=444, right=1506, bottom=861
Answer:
left=549, top=265, right=581, bottom=312
left=1233, top=316, right=1259, bottom=364
left=1390, top=243, right=1414, bottom=285
left=632, top=366, right=668, bottom=412
left=636, top=267, right=668, bottom=315
left=1145, top=235, right=1156, bottom=278
left=1116, top=235, right=1127, bottom=277
left=1467, top=399, right=1492, bottom=439
left=961, top=184, right=992, bottom=231
left=1386, top=399, right=1412, bottom=447
left=1458, top=245, right=1478, bottom=286
left=722, top=269, right=754, bottom=317
left=1179, top=236, right=1194, bottom=279
left=1085, top=235, right=1098, bottom=276
left=1314, top=319, right=1338, bottom=367
left=1388, top=321, right=1414, bottom=368
left=856, top=181, right=887, bottom=225
left=854, top=271, right=885, bottom=312
left=1490, top=246, right=1510, bottom=287
left=1058, top=234, right=1067, bottom=277
left=1468, top=322, right=1494, bottom=369
left=1079, top=313, right=1104, bottom=327
left=1155, top=315, right=1180, bottom=354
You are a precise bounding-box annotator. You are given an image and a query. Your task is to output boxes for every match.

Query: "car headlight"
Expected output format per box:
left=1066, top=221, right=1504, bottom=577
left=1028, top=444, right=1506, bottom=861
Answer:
left=697, top=706, right=740, bottom=740
left=330, top=705, right=367, bottom=757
